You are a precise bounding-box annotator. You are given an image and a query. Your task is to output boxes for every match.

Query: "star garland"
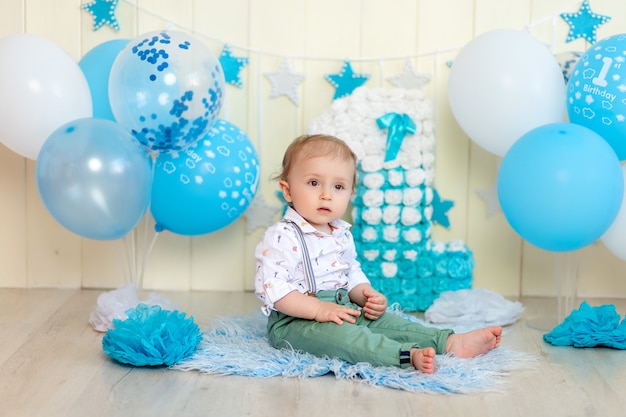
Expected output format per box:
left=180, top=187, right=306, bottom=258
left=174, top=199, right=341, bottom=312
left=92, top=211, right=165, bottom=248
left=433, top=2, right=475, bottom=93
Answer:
left=219, top=44, right=249, bottom=88
left=560, top=0, right=611, bottom=44
left=325, top=60, right=370, bottom=100
left=264, top=59, right=305, bottom=106
left=82, top=0, right=120, bottom=31
left=386, top=59, right=431, bottom=90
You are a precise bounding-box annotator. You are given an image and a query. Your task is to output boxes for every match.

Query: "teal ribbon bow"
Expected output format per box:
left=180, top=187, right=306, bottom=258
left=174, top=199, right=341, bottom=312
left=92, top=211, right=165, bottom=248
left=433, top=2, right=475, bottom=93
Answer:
left=376, top=112, right=417, bottom=162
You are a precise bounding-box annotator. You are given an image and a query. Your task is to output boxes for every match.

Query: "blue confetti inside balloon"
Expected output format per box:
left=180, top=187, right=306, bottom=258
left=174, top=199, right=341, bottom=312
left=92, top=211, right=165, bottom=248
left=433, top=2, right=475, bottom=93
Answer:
left=109, top=30, right=225, bottom=154
left=102, top=304, right=203, bottom=366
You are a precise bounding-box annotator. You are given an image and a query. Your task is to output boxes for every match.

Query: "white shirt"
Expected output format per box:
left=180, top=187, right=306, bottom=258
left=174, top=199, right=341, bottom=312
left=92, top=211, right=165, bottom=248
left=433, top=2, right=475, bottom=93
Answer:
left=254, top=207, right=370, bottom=315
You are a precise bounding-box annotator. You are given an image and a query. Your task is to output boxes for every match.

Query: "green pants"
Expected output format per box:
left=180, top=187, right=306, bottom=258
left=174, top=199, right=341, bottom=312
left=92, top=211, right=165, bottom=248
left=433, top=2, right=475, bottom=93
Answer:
left=267, top=289, right=453, bottom=368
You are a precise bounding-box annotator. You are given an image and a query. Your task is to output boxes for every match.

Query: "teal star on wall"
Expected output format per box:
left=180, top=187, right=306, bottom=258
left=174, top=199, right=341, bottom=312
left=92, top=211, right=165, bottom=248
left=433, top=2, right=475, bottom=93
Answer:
left=431, top=189, right=454, bottom=228
left=560, top=0, right=611, bottom=44
left=219, top=44, right=249, bottom=88
left=81, top=0, right=120, bottom=31
left=325, top=60, right=370, bottom=100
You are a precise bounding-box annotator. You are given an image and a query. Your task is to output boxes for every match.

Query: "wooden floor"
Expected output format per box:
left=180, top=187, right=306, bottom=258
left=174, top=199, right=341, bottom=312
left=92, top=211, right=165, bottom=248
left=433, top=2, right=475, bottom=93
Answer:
left=1, top=289, right=626, bottom=417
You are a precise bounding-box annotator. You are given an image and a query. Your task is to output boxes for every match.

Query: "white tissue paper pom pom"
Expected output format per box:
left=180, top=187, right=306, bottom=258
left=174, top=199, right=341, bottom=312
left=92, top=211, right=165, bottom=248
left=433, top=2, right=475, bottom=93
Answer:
left=422, top=151, right=435, bottom=168
left=362, top=207, right=382, bottom=225
left=401, top=207, right=422, bottom=226
left=424, top=187, right=434, bottom=204
left=387, top=169, right=404, bottom=187
left=384, top=189, right=403, bottom=205
left=402, top=188, right=423, bottom=206
left=382, top=262, right=398, bottom=278
left=383, top=225, right=400, bottom=242
left=447, top=239, right=467, bottom=252
left=361, top=155, right=384, bottom=173
left=425, top=168, right=436, bottom=185
left=402, top=228, right=422, bottom=244
left=363, top=250, right=380, bottom=261
left=362, top=226, right=378, bottom=241
left=383, top=249, right=397, bottom=261
left=429, top=240, right=446, bottom=254
left=362, top=134, right=384, bottom=156
left=382, top=205, right=401, bottom=224
left=425, top=288, right=525, bottom=328
left=403, top=249, right=418, bottom=261
left=363, top=189, right=384, bottom=207
left=399, top=147, right=422, bottom=170
left=89, top=284, right=177, bottom=332
left=405, top=169, right=426, bottom=187
left=362, top=172, right=385, bottom=189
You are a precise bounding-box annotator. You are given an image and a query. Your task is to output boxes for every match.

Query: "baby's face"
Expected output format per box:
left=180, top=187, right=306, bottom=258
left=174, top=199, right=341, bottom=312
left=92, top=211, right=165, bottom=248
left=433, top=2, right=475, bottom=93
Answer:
left=280, top=154, right=354, bottom=233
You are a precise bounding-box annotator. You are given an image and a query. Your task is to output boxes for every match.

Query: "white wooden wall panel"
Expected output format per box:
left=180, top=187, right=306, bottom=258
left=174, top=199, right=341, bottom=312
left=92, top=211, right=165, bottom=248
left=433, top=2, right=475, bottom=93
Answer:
left=0, top=0, right=625, bottom=299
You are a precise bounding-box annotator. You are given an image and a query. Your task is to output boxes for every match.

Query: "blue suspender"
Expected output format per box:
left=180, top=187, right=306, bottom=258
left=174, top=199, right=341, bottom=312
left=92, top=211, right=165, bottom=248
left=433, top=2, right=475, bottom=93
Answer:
left=282, top=219, right=317, bottom=295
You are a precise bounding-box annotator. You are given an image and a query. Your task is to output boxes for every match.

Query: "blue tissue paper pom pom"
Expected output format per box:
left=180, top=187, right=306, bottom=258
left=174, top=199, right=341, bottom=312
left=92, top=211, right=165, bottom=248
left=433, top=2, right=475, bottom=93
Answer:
left=102, top=303, right=203, bottom=366
left=544, top=301, right=626, bottom=349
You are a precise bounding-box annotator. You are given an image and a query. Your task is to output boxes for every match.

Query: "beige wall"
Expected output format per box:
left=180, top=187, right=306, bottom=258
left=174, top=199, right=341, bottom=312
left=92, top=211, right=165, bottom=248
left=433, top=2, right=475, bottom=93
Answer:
left=1, top=0, right=625, bottom=299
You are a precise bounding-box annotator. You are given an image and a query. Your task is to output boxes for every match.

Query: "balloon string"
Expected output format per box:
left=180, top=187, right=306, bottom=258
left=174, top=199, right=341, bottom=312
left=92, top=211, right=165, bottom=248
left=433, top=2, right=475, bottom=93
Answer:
left=138, top=230, right=160, bottom=291
left=130, top=228, right=137, bottom=284
left=555, top=243, right=595, bottom=322
left=114, top=237, right=130, bottom=285
left=138, top=153, right=157, bottom=291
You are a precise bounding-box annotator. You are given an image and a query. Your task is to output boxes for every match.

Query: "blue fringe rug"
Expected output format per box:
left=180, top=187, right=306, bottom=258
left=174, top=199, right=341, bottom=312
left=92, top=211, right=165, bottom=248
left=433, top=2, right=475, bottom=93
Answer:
left=172, top=312, right=536, bottom=394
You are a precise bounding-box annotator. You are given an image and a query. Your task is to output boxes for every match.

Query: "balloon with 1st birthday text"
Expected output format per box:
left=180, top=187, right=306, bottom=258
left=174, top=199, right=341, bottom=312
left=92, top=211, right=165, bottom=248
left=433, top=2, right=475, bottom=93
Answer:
left=567, top=34, right=626, bottom=161
left=109, top=30, right=225, bottom=155
left=151, top=119, right=260, bottom=236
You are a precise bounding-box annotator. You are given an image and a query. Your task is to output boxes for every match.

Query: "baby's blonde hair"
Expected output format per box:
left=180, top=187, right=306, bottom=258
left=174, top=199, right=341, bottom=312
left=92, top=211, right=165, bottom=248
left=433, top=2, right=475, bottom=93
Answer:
left=274, top=134, right=357, bottom=189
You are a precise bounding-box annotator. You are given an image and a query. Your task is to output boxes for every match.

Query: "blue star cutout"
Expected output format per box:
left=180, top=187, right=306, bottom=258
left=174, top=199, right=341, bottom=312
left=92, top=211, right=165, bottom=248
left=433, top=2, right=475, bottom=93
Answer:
left=81, top=0, right=120, bottom=31
left=219, top=44, right=249, bottom=88
left=325, top=60, right=370, bottom=100
left=431, top=188, right=454, bottom=228
left=560, top=0, right=611, bottom=44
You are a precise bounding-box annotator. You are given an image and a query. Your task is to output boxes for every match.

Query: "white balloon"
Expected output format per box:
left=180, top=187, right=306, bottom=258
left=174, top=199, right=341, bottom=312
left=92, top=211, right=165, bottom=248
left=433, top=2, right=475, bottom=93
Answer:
left=448, top=29, right=566, bottom=157
left=601, top=164, right=626, bottom=262
left=0, top=34, right=92, bottom=160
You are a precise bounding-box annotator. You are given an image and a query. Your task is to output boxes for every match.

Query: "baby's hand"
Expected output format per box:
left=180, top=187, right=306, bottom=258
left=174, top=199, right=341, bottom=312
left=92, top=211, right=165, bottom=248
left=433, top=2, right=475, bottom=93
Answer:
left=362, top=287, right=388, bottom=320
left=314, top=301, right=361, bottom=325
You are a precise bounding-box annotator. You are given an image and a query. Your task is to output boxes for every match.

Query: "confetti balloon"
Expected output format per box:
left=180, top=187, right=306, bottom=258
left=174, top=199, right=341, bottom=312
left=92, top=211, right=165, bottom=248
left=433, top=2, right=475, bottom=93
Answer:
left=109, top=30, right=225, bottom=154
left=497, top=122, right=623, bottom=252
left=567, top=34, right=626, bottom=161
left=0, top=34, right=92, bottom=160
left=151, top=119, right=260, bottom=236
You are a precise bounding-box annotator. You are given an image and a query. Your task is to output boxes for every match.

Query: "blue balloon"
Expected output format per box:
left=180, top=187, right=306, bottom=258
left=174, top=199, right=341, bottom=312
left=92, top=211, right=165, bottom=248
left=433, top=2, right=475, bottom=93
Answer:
left=36, top=118, right=153, bottom=240
left=497, top=122, right=624, bottom=252
left=151, top=119, right=260, bottom=236
left=108, top=30, right=225, bottom=154
left=567, top=34, right=626, bottom=161
left=79, top=39, right=130, bottom=121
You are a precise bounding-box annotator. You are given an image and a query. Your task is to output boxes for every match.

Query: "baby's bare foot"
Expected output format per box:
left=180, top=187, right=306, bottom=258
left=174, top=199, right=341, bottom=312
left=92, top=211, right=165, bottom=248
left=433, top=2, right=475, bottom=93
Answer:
left=445, top=326, right=502, bottom=358
left=410, top=347, right=436, bottom=374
